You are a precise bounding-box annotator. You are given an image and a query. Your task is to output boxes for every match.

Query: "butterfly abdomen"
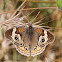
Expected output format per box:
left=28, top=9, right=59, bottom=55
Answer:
left=29, top=26, right=33, bottom=41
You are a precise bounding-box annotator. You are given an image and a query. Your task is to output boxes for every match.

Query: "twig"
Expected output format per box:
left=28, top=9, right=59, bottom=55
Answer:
left=9, top=0, right=27, bottom=19
left=18, top=0, right=56, bottom=3
left=0, top=7, right=57, bottom=15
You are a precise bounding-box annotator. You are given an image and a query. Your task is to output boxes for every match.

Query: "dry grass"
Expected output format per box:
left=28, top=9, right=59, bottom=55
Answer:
left=0, top=0, right=62, bottom=62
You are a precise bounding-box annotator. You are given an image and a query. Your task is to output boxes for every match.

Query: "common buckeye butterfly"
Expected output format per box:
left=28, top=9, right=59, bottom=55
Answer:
left=0, top=0, right=55, bottom=57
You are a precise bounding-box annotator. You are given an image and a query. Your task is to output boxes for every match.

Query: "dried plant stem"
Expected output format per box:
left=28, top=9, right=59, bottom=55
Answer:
left=18, top=0, right=56, bottom=3
left=10, top=0, right=27, bottom=19
left=0, top=7, right=57, bottom=15
left=20, top=7, right=57, bottom=10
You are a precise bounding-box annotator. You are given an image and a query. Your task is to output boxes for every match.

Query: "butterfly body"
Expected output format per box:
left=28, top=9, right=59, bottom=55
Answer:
left=5, top=22, right=55, bottom=57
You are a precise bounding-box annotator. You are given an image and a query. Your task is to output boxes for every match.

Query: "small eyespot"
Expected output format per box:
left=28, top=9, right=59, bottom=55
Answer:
left=20, top=43, right=23, bottom=47
left=25, top=47, right=28, bottom=51
left=25, top=48, right=28, bottom=50
left=34, top=47, right=36, bottom=50
left=20, top=43, right=22, bottom=45
left=15, top=36, right=18, bottom=40
left=41, top=38, right=45, bottom=42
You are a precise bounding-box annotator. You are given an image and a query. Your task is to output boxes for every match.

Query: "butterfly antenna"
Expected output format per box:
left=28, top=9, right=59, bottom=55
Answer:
left=24, top=9, right=36, bottom=22
left=21, top=12, right=30, bottom=22
left=31, top=11, right=40, bottom=24
left=20, top=9, right=36, bottom=25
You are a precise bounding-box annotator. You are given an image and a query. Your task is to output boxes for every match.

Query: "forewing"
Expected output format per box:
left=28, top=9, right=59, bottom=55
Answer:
left=5, top=26, right=30, bottom=57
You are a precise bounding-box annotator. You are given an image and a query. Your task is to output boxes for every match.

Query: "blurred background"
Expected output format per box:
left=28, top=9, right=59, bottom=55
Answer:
left=0, top=0, right=62, bottom=62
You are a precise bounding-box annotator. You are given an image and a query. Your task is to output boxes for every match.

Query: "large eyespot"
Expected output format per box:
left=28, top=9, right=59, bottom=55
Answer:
left=15, top=36, right=19, bottom=40
left=38, top=36, right=46, bottom=46
left=41, top=38, right=45, bottom=42
left=39, top=36, right=45, bottom=43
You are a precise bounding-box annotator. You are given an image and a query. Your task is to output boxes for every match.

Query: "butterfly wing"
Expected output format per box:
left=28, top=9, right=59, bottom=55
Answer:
left=31, top=26, right=55, bottom=56
left=5, top=25, right=55, bottom=57
left=5, top=25, right=31, bottom=57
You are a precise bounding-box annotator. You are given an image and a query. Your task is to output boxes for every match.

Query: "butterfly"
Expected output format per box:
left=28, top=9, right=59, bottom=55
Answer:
left=4, top=13, right=55, bottom=57
left=0, top=0, right=55, bottom=57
